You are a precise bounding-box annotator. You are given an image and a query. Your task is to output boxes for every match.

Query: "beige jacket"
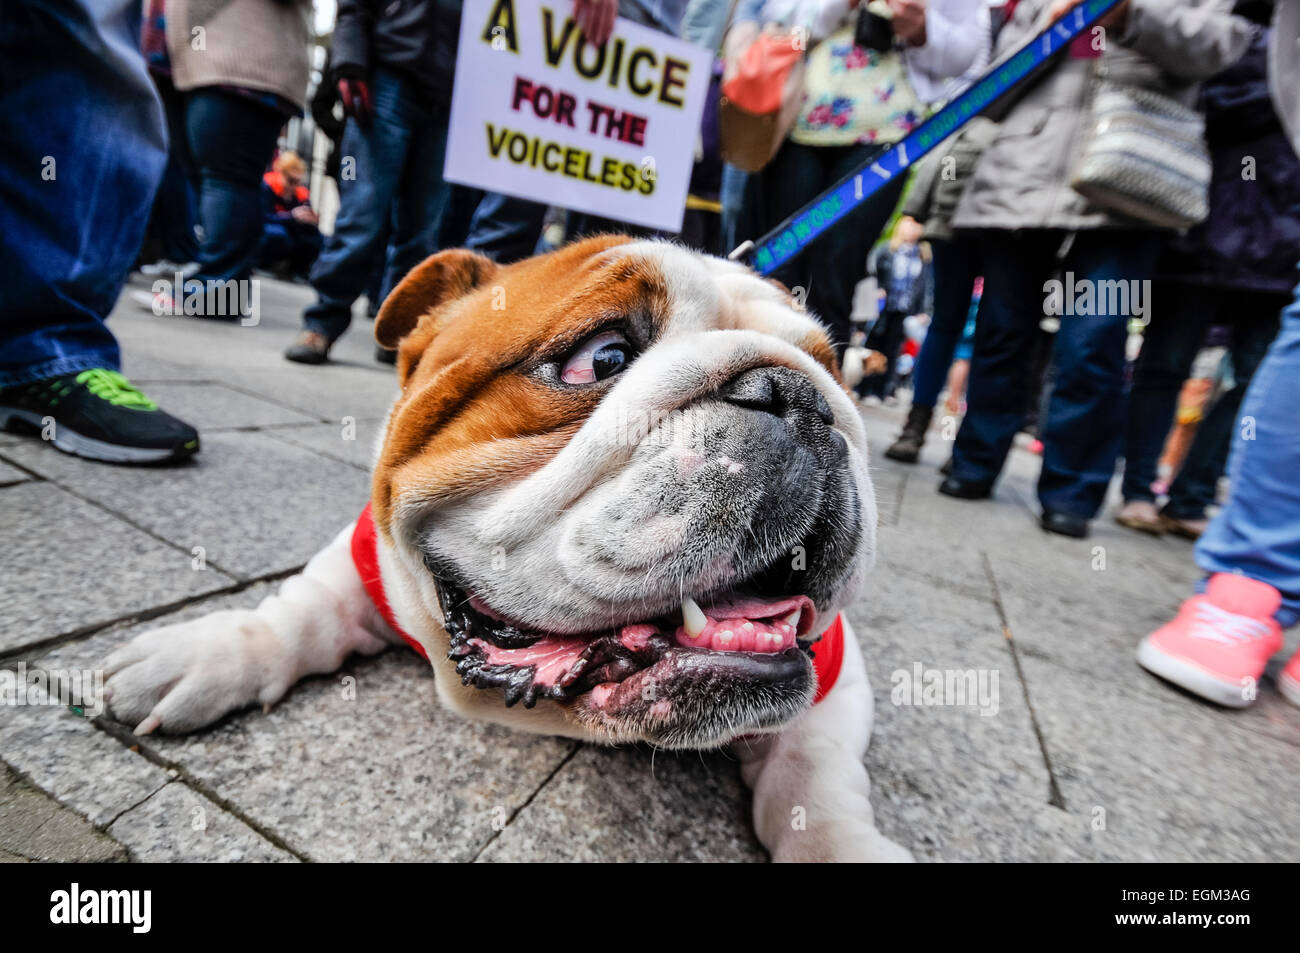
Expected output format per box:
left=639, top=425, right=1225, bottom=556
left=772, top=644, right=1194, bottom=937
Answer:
left=165, top=0, right=312, bottom=110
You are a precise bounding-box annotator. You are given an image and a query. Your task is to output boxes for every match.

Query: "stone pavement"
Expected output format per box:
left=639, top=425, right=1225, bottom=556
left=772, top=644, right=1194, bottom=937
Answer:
left=2, top=273, right=1297, bottom=862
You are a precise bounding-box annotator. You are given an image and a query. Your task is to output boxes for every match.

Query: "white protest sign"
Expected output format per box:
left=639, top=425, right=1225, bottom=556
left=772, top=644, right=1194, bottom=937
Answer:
left=444, top=0, right=712, bottom=234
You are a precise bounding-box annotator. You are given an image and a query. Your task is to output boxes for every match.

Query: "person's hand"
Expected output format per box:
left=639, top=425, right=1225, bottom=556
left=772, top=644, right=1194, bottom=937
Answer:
left=291, top=205, right=319, bottom=226
left=574, top=0, right=617, bottom=47
left=1047, top=0, right=1130, bottom=33
left=885, top=0, right=927, bottom=46
left=338, top=77, right=372, bottom=127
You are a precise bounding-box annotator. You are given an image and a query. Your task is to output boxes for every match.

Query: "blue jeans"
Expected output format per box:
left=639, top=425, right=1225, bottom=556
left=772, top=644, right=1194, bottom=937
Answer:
left=1122, top=282, right=1283, bottom=519
left=184, top=89, right=285, bottom=285
left=0, top=0, right=166, bottom=388
left=1197, top=284, right=1300, bottom=626
left=463, top=192, right=660, bottom=264
left=911, top=237, right=981, bottom=409
left=304, top=69, right=453, bottom=340
left=463, top=193, right=547, bottom=264
left=952, top=229, right=1161, bottom=519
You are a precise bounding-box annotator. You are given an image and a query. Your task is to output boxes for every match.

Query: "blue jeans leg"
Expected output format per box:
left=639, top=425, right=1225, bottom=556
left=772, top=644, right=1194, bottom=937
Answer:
left=0, top=0, right=166, bottom=387
left=304, top=70, right=447, bottom=340
left=464, top=193, right=548, bottom=264
left=185, top=89, right=285, bottom=286
left=1196, top=284, right=1300, bottom=626
left=1120, top=281, right=1208, bottom=503
left=380, top=106, right=452, bottom=301
left=911, top=236, right=981, bottom=409
left=1038, top=231, right=1161, bottom=518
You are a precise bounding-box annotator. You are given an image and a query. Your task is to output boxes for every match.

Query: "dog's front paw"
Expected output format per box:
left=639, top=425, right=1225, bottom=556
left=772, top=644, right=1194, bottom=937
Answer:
left=772, top=821, right=914, bottom=863
left=103, top=609, right=284, bottom=735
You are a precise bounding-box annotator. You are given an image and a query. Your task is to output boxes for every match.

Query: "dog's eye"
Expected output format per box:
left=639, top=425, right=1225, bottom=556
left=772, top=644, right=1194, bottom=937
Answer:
left=560, top=330, right=634, bottom=384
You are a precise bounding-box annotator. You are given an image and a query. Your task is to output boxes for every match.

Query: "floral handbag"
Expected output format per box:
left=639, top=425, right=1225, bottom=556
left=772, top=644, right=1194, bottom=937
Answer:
left=790, top=24, right=923, bottom=148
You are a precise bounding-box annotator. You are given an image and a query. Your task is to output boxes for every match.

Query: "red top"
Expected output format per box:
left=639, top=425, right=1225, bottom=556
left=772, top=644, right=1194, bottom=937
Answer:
left=350, top=503, right=843, bottom=703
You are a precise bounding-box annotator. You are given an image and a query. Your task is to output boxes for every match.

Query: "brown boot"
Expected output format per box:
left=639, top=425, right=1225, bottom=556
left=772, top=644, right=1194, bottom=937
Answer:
left=884, top=404, right=933, bottom=463
left=284, top=330, right=333, bottom=365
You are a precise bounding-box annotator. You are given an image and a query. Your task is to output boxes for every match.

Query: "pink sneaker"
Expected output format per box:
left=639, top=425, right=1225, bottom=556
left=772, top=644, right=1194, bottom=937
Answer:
left=1280, top=649, right=1300, bottom=709
left=1137, top=573, right=1283, bottom=708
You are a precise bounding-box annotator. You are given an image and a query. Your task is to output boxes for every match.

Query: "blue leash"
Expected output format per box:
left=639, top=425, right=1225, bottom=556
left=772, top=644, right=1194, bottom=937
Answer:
left=733, top=0, right=1125, bottom=275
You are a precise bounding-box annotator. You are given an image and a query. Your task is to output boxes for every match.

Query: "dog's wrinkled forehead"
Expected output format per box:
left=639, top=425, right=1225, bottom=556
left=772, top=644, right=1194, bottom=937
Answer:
left=369, top=236, right=838, bottom=527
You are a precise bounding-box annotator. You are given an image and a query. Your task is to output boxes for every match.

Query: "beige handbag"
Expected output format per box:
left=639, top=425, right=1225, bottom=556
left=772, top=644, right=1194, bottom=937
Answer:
left=718, top=22, right=807, bottom=173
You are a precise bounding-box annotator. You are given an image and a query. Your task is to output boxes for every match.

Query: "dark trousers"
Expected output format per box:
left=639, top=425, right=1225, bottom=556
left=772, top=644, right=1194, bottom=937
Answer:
left=911, top=236, right=981, bottom=408
left=952, top=229, right=1162, bottom=519
left=148, top=77, right=199, bottom=263
left=760, top=140, right=907, bottom=352
left=861, top=309, right=907, bottom=399
left=1122, top=282, right=1284, bottom=518
left=305, top=69, right=453, bottom=339
left=184, top=89, right=284, bottom=284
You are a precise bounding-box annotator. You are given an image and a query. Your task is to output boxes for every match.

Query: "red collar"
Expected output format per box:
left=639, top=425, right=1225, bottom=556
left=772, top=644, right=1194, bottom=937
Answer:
left=351, top=503, right=842, bottom=703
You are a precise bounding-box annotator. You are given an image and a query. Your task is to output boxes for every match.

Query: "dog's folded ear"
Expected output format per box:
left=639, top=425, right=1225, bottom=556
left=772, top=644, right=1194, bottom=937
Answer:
left=374, top=249, right=499, bottom=350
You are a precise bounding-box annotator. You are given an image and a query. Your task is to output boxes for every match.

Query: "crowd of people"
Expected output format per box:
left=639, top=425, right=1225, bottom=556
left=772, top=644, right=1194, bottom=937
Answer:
left=1, top=0, right=1298, bottom=714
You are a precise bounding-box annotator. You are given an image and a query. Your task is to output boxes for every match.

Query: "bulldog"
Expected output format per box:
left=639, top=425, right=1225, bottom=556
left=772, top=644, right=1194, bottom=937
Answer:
left=102, top=236, right=910, bottom=862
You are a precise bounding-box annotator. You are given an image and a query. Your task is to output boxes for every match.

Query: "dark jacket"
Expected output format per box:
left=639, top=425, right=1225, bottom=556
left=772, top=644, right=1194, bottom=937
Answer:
left=873, top=244, right=933, bottom=317
left=332, top=0, right=464, bottom=106
left=1158, top=24, right=1300, bottom=293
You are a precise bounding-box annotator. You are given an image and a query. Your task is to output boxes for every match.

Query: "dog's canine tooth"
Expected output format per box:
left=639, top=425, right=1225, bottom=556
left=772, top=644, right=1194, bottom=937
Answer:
left=781, top=609, right=801, bottom=630
left=682, top=597, right=708, bottom=637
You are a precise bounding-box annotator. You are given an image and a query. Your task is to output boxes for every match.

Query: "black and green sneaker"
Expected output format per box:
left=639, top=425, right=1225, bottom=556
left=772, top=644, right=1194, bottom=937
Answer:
left=0, top=369, right=199, bottom=464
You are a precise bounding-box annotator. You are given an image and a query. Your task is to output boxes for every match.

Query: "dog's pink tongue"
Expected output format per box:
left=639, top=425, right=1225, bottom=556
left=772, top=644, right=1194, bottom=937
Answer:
left=675, top=595, right=814, bottom=653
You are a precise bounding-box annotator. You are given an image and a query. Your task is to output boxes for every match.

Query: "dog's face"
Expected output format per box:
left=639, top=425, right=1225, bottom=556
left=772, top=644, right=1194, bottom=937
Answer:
left=371, top=237, right=875, bottom=749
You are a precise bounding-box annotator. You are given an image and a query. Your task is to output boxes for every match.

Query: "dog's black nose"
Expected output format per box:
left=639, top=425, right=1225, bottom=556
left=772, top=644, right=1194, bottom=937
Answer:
left=719, top=366, right=835, bottom=426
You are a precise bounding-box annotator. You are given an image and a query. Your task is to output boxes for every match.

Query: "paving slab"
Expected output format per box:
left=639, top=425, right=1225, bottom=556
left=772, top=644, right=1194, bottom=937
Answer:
left=0, top=691, right=169, bottom=828
left=0, top=763, right=127, bottom=862
left=2, top=431, right=371, bottom=581
left=988, top=549, right=1300, bottom=751
left=106, top=781, right=296, bottom=862
left=124, top=382, right=318, bottom=431
left=479, top=744, right=765, bottom=862
left=32, top=584, right=579, bottom=862
left=0, top=481, right=235, bottom=651
left=0, top=458, right=31, bottom=487
left=124, top=648, right=577, bottom=862
left=114, top=283, right=399, bottom=422
left=1018, top=653, right=1300, bottom=862
left=264, top=419, right=384, bottom=472
left=851, top=563, right=1055, bottom=859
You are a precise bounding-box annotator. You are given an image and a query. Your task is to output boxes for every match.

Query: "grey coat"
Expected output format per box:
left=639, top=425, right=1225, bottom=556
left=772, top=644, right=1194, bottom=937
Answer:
left=1272, top=0, right=1300, bottom=156
left=951, top=0, right=1256, bottom=232
left=901, top=118, right=997, bottom=242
